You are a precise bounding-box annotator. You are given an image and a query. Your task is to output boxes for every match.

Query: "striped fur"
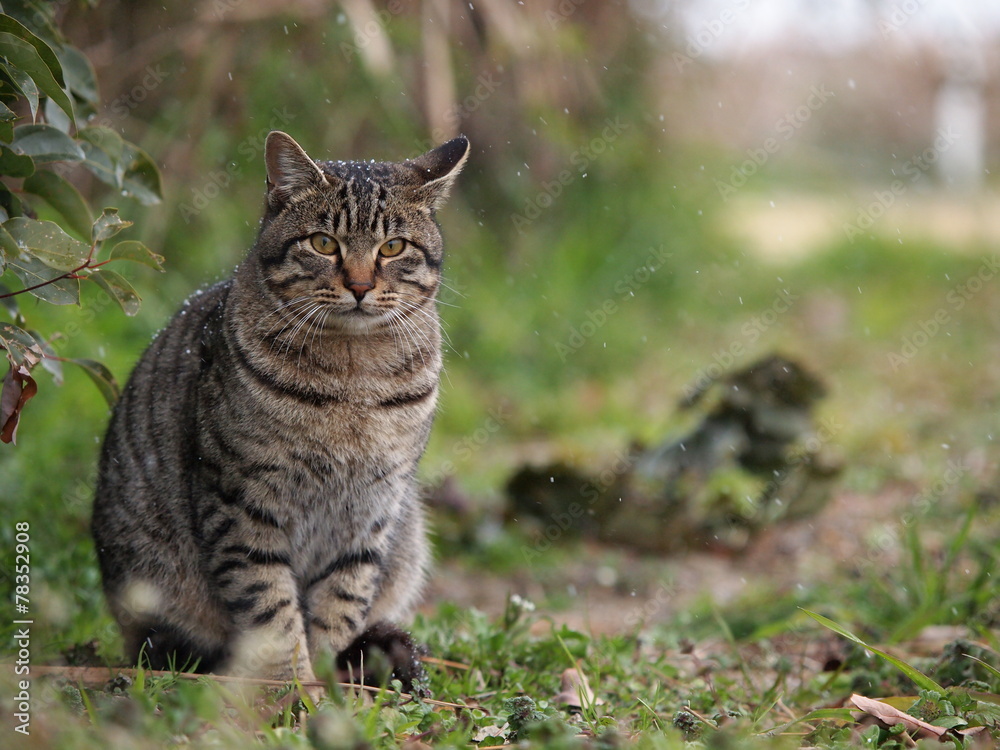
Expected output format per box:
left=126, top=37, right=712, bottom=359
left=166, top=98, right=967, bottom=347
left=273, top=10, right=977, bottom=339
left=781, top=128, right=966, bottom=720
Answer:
left=92, top=132, right=469, bottom=683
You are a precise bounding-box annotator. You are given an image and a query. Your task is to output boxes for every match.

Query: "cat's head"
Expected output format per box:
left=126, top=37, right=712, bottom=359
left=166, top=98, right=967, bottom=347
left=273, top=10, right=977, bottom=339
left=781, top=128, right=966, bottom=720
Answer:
left=249, top=131, right=469, bottom=335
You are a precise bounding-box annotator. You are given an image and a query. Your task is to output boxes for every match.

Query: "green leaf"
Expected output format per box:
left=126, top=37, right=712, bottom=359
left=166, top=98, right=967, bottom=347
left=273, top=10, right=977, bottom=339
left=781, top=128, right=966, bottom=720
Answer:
left=969, top=699, right=1000, bottom=728
left=91, top=207, right=131, bottom=243
left=87, top=266, right=140, bottom=316
left=77, top=127, right=125, bottom=189
left=68, top=357, right=118, bottom=406
left=27, top=328, right=61, bottom=385
left=0, top=59, right=38, bottom=119
left=801, top=609, right=945, bottom=693
left=54, top=43, right=97, bottom=105
left=2, top=2, right=63, bottom=43
left=11, top=122, right=83, bottom=162
left=5, top=216, right=90, bottom=270
left=964, top=655, right=1000, bottom=682
left=0, top=143, right=33, bottom=176
left=0, top=31, right=73, bottom=121
left=0, top=220, right=17, bottom=267
left=0, top=182, right=23, bottom=219
left=77, top=127, right=162, bottom=205
left=0, top=99, right=16, bottom=142
left=0, top=320, right=41, bottom=366
left=4, top=251, right=79, bottom=304
left=77, top=125, right=124, bottom=160
left=107, top=240, right=164, bottom=271
left=931, top=715, right=967, bottom=729
left=42, top=94, right=71, bottom=134
left=0, top=13, right=66, bottom=87
left=22, top=168, right=91, bottom=238
left=120, top=141, right=162, bottom=205
left=0, top=281, right=22, bottom=322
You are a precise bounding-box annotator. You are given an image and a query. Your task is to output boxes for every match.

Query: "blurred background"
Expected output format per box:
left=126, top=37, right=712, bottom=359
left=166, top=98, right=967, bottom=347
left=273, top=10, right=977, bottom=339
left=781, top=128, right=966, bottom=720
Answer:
left=2, top=0, right=998, bottom=653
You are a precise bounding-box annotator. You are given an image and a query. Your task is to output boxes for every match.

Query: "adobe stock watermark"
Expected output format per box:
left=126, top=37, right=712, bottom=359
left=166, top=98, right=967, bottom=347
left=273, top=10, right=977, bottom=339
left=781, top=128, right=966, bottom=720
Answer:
left=555, top=244, right=672, bottom=361
left=590, top=579, right=682, bottom=661
left=179, top=107, right=296, bottom=223
left=423, top=404, right=510, bottom=488
left=673, top=0, right=751, bottom=72
left=734, top=414, right=842, bottom=524
left=716, top=84, right=834, bottom=202
left=843, top=126, right=958, bottom=242
left=91, top=64, right=171, bottom=129
left=878, top=0, right=929, bottom=39
left=887, top=254, right=999, bottom=371
left=413, top=71, right=502, bottom=155
left=510, top=117, right=629, bottom=234
left=339, top=0, right=405, bottom=63
left=521, top=447, right=638, bottom=564
left=209, top=0, right=243, bottom=20
left=857, top=457, right=969, bottom=571
left=682, top=287, right=799, bottom=401
left=546, top=0, right=586, bottom=28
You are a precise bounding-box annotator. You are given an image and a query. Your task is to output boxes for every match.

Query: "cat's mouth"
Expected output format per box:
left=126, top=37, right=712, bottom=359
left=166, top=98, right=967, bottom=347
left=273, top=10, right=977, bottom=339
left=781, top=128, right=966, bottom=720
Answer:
left=317, top=302, right=391, bottom=334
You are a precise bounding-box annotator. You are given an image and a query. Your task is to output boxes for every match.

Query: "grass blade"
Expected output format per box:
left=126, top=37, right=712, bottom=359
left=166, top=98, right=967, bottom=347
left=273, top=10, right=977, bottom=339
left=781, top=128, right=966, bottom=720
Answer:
left=801, top=609, right=944, bottom=693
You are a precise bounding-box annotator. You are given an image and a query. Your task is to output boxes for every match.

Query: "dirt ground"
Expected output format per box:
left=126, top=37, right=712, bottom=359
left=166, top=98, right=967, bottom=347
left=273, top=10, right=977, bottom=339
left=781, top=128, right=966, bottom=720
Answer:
left=422, top=479, right=957, bottom=636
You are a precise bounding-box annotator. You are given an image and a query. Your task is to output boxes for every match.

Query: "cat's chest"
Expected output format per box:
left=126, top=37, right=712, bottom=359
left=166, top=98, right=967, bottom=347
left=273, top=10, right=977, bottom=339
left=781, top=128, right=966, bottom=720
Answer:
left=280, top=440, right=405, bottom=570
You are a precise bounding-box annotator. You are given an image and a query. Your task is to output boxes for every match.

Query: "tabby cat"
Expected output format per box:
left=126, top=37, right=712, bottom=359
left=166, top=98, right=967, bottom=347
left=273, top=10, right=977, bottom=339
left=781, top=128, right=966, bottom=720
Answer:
left=92, top=131, right=469, bottom=687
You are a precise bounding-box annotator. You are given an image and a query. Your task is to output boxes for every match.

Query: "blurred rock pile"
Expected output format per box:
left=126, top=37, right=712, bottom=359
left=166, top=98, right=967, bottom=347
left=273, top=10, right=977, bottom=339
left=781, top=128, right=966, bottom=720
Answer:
left=503, top=353, right=843, bottom=554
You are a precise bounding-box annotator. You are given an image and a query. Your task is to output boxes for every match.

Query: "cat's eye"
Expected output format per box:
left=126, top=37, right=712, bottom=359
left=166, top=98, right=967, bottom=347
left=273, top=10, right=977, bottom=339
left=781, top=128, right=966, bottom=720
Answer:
left=379, top=238, right=407, bottom=257
left=310, top=233, right=338, bottom=255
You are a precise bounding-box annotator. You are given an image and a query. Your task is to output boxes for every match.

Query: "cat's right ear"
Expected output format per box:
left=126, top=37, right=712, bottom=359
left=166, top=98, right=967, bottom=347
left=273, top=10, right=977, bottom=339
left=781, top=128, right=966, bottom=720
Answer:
left=264, top=131, right=326, bottom=205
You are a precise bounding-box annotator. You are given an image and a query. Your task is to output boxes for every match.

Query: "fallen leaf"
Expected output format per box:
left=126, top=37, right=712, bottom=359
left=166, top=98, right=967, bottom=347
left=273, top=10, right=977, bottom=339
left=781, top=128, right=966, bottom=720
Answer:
left=958, top=726, right=987, bottom=737
left=1, top=364, right=37, bottom=444
left=471, top=724, right=506, bottom=743
left=850, top=693, right=946, bottom=738
left=554, top=667, right=603, bottom=710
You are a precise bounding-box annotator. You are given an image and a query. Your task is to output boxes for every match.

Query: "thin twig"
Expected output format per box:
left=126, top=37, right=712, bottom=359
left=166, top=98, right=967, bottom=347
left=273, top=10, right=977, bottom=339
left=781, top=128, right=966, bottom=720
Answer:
left=0, top=243, right=106, bottom=300
left=28, top=665, right=483, bottom=713
left=419, top=656, right=471, bottom=670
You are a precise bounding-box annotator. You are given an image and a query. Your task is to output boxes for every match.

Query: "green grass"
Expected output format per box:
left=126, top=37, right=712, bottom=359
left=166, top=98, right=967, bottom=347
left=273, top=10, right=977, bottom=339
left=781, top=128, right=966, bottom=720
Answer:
left=4, top=536, right=999, bottom=749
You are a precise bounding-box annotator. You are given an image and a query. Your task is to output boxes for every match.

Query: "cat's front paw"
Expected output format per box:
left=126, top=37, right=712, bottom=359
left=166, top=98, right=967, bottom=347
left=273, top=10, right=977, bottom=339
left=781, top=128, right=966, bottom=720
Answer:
left=336, top=621, right=428, bottom=694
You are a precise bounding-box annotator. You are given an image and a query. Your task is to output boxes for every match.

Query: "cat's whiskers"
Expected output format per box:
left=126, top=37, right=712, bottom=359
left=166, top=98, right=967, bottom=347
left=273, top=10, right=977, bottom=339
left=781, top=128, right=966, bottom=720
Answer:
left=438, top=278, right=466, bottom=299
left=268, top=302, right=323, bottom=357
left=395, top=291, right=456, bottom=344
left=259, top=296, right=314, bottom=327
left=382, top=307, right=412, bottom=364
left=260, top=297, right=316, bottom=340
left=388, top=301, right=455, bottom=388
left=429, top=297, right=459, bottom=309
left=299, top=304, right=335, bottom=369
left=384, top=310, right=415, bottom=365
left=394, top=297, right=456, bottom=355
left=388, top=309, right=425, bottom=366
left=386, top=307, right=430, bottom=367
left=282, top=303, right=328, bottom=358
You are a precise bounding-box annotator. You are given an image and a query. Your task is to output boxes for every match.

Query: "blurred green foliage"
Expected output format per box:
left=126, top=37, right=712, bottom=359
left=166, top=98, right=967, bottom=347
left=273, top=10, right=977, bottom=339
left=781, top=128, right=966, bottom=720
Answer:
left=0, top=2, right=163, bottom=445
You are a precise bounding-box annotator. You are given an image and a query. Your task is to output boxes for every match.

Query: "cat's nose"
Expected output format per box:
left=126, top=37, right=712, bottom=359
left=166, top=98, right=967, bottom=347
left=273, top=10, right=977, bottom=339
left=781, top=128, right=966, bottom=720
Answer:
left=347, top=280, right=374, bottom=300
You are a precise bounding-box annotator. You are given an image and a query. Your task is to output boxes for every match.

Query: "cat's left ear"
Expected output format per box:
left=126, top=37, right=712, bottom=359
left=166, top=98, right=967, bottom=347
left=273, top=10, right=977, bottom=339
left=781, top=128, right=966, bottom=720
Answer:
left=265, top=131, right=327, bottom=204
left=409, top=136, right=470, bottom=211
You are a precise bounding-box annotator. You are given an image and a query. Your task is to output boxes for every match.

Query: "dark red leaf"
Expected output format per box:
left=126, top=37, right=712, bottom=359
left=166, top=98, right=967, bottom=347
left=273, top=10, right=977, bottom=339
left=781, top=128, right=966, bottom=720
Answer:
left=1, top=364, right=38, bottom=444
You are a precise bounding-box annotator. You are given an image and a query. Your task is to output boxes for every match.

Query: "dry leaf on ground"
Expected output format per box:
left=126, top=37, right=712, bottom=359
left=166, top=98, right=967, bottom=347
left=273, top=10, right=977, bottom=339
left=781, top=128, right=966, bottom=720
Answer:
left=850, top=693, right=946, bottom=738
